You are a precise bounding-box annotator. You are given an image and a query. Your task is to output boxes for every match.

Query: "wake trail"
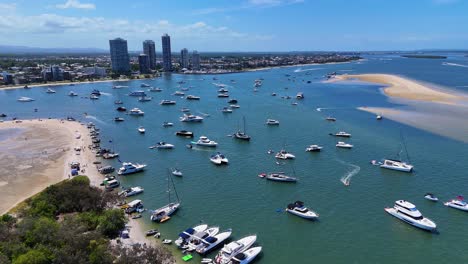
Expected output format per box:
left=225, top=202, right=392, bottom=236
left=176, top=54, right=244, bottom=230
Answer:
left=335, top=158, right=361, bottom=186
left=294, top=68, right=325, bottom=73
left=85, top=115, right=107, bottom=125
left=442, top=62, right=468, bottom=68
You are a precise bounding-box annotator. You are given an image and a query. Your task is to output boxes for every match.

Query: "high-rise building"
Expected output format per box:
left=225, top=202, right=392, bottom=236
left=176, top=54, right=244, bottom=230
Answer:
left=138, top=54, right=150, bottom=74
left=161, top=34, right=172, bottom=71
left=109, top=38, right=130, bottom=74
left=180, top=48, right=189, bottom=69
left=192, top=50, right=201, bottom=71
left=143, top=40, right=156, bottom=70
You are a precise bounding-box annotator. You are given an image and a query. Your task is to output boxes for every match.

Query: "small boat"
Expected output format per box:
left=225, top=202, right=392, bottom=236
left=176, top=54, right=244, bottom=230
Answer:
left=286, top=201, right=319, bottom=220
left=160, top=100, right=177, bottom=105
left=114, top=100, right=123, bottom=104
left=118, top=162, right=147, bottom=175
left=275, top=150, right=295, bottom=160
left=305, top=145, right=323, bottom=152
left=218, top=93, right=229, bottom=98
left=229, top=246, right=262, bottom=264
left=138, top=126, right=145, bottom=133
left=296, top=92, right=304, bottom=99
left=271, top=93, right=277, bottom=96
left=113, top=85, right=128, bottom=89
left=145, top=229, right=158, bottom=236
left=141, top=83, right=150, bottom=87
left=91, top=89, right=101, bottom=96
left=230, top=104, right=240, bottom=109
left=90, top=95, right=99, bottom=100
left=218, top=88, right=229, bottom=93
left=186, top=95, right=200, bottom=100
left=149, top=87, right=162, bottom=92
left=385, top=200, right=437, bottom=231
left=138, top=96, right=152, bottom=102
left=424, top=193, right=438, bottom=202
left=444, top=196, right=468, bottom=211
left=210, top=152, right=229, bottom=165
left=192, top=136, right=218, bottom=147
left=221, top=107, right=233, bottom=113
left=325, top=117, right=336, bottom=122
left=131, top=214, right=142, bottom=219
left=214, top=235, right=257, bottom=264
left=17, top=97, right=35, bottom=102
left=266, top=119, right=280, bottom=125
left=331, top=131, right=351, bottom=137
left=114, top=117, right=125, bottom=122
left=155, top=142, right=175, bottom=149
left=377, top=115, right=383, bottom=120
left=162, top=239, right=172, bottom=244
left=201, top=258, right=213, bottom=264
left=196, top=229, right=233, bottom=254
left=336, top=142, right=353, bottom=149
left=68, top=91, right=78, bottom=96
left=171, top=168, right=183, bottom=177
left=174, top=91, right=185, bottom=96
left=180, top=114, right=203, bottom=122
left=180, top=108, right=191, bottom=112
left=46, top=88, right=56, bottom=93
left=119, top=186, right=144, bottom=197
left=129, top=108, right=145, bottom=116
left=380, top=159, right=413, bottom=172
left=228, top=99, right=238, bottom=104
left=262, top=172, right=297, bottom=182
left=163, top=122, right=174, bottom=127
left=175, top=130, right=194, bottom=138
left=129, top=90, right=147, bottom=97
left=116, top=106, right=127, bottom=112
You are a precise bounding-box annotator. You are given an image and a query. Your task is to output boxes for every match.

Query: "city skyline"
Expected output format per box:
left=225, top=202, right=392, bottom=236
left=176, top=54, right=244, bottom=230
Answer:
left=1, top=0, right=468, bottom=51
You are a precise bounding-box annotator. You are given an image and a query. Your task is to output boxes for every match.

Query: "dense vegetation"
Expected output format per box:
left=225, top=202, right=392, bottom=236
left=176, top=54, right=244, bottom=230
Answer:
left=0, top=176, right=174, bottom=264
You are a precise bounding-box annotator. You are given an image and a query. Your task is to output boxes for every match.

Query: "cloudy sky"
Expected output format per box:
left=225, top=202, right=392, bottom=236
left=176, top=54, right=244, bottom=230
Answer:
left=0, top=0, right=467, bottom=51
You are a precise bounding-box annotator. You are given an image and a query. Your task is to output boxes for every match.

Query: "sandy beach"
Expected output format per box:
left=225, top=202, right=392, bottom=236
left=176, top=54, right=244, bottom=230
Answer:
left=332, top=73, right=467, bottom=104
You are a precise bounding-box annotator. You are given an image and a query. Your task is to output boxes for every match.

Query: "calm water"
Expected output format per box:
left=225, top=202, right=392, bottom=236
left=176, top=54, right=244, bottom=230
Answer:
left=1, top=54, right=468, bottom=263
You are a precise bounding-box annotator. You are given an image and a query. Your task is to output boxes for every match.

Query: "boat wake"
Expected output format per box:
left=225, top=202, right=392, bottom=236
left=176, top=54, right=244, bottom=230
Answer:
left=85, top=115, right=106, bottom=125
left=294, top=68, right=324, bottom=73
left=442, top=62, right=468, bottom=68
left=336, top=159, right=360, bottom=186
left=99, top=92, right=112, bottom=96
left=197, top=111, right=210, bottom=117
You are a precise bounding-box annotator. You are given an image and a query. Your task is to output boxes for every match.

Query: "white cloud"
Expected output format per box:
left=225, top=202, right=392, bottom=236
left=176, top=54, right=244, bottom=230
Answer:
left=56, top=0, right=95, bottom=10
left=193, top=0, right=304, bottom=15
left=0, top=3, right=16, bottom=11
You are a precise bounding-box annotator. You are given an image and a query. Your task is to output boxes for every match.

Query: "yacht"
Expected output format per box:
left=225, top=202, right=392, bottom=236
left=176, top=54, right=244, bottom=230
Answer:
left=90, top=95, right=99, bottom=100
left=424, top=193, right=438, bottom=202
left=150, top=202, right=180, bottom=222
left=186, top=95, right=201, bottom=100
left=196, top=229, right=233, bottom=255
left=210, top=152, right=229, bottom=165
left=149, top=87, right=162, bottom=92
left=155, top=142, right=175, bottom=149
left=286, top=201, right=319, bottom=220
left=46, top=88, right=56, bottom=93
left=114, top=100, right=123, bottom=104
left=180, top=107, right=191, bottom=112
left=184, top=227, right=221, bottom=252
left=444, top=196, right=468, bottom=211
left=174, top=91, right=185, bottom=96
left=275, top=150, right=295, bottom=160
left=141, top=83, right=151, bottom=87
left=192, top=136, right=218, bottom=147
left=336, top=142, right=353, bottom=149
left=296, top=92, right=304, bottom=99
left=91, top=89, right=101, bottom=96
left=68, top=91, right=78, bottom=96
left=331, top=131, right=351, bottom=137
left=218, top=88, right=229, bottom=93
left=325, top=117, right=336, bottom=122
left=380, top=159, right=413, bottom=172
left=129, top=90, right=147, bottom=97
left=138, top=96, right=152, bottom=102
left=114, top=117, right=125, bottom=122
left=116, top=106, right=127, bottom=112
left=222, top=107, right=233, bottom=113
left=259, top=172, right=297, bottom=183
left=138, top=126, right=145, bottom=133
left=234, top=131, right=250, bottom=141
left=118, top=186, right=144, bottom=197
left=385, top=200, right=437, bottom=231
left=175, top=224, right=208, bottom=247
left=171, top=168, right=183, bottom=177
left=160, top=100, right=177, bottom=105
left=230, top=104, right=240, bottom=109
left=266, top=119, right=280, bottom=125
left=113, top=85, right=128, bottom=89
left=129, top=108, right=145, bottom=116
left=229, top=246, right=262, bottom=264
left=163, top=122, right=174, bottom=127
left=228, top=99, right=238, bottom=104
left=17, top=97, right=35, bottom=102
left=118, top=162, right=147, bottom=175
left=175, top=130, right=194, bottom=138
left=180, top=114, right=204, bottom=122
left=218, top=93, right=230, bottom=98
left=214, top=235, right=257, bottom=264
left=305, top=145, right=323, bottom=152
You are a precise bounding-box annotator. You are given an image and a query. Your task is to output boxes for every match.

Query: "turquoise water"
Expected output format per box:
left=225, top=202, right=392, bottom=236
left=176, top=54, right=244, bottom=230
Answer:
left=1, top=54, right=468, bottom=263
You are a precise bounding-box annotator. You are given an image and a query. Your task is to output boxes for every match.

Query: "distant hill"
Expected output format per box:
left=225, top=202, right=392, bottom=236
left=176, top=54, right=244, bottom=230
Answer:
left=0, top=45, right=107, bottom=54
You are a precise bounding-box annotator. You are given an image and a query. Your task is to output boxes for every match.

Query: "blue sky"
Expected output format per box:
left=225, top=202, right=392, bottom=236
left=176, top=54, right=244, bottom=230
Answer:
left=0, top=0, right=467, bottom=51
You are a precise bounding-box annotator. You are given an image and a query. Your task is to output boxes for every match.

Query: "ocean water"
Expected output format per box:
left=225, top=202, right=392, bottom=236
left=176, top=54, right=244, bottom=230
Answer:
left=1, top=54, right=468, bottom=263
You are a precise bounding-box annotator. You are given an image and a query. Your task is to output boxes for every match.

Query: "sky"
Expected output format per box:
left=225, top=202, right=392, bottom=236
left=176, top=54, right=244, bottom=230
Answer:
left=0, top=0, right=467, bottom=52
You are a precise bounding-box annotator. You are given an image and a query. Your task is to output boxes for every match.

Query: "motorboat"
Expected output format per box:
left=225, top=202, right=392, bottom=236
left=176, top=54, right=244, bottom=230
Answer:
left=210, top=152, right=229, bottom=165
left=222, top=107, right=233, bottom=113
left=424, top=193, right=438, bottom=202
left=286, top=201, right=319, bottom=220
left=160, top=100, right=177, bottom=105
left=181, top=107, right=191, bottom=112
left=46, top=88, right=56, bottom=93
left=192, top=136, right=218, bottom=147
left=305, top=145, right=323, bottom=152
left=180, top=114, right=203, bottom=122
left=218, top=93, right=229, bottom=98
left=171, top=168, right=183, bottom=177
left=118, top=186, right=144, bottom=197
left=380, top=159, right=413, bottom=172
left=138, top=96, right=152, bottom=102
left=377, top=115, right=383, bottom=120
left=444, top=196, right=468, bottom=211
left=385, top=200, right=437, bottom=231
left=129, top=90, right=147, bottom=97
left=114, top=117, right=125, bottom=122
left=129, top=108, right=145, bottom=116
left=116, top=106, right=127, bottom=112
left=141, top=83, right=150, bottom=87
left=174, top=91, right=185, bottom=96
left=331, top=131, right=351, bottom=137
left=181, top=87, right=190, bottom=91
left=214, top=235, right=257, bottom=264
left=260, top=172, right=297, bottom=183
left=175, top=224, right=208, bottom=247
left=149, top=87, right=162, bottom=92
left=150, top=202, right=180, bottom=222
left=118, top=162, right=147, bottom=175
left=163, top=122, right=174, bottom=127
left=113, top=85, right=128, bottom=89
left=17, top=97, right=35, bottom=102
left=175, top=130, right=194, bottom=138
left=196, top=229, right=233, bottom=255
left=201, top=258, right=213, bottom=264
left=131, top=214, right=142, bottom=219
left=91, top=89, right=101, bottom=96
left=186, top=95, right=200, bottom=100
left=90, top=95, right=99, bottom=100
left=138, top=126, right=145, bottom=133
left=162, top=239, right=172, bottom=244
left=275, top=150, right=295, bottom=160
left=68, top=91, right=78, bottom=96
left=145, top=229, right=159, bottom=236
left=325, top=117, right=336, bottom=121
left=296, top=92, right=304, bottom=99
left=266, top=119, right=280, bottom=125
left=228, top=99, right=238, bottom=104
left=183, top=227, right=221, bottom=252
left=98, top=166, right=115, bottom=175
left=336, top=142, right=353, bottom=149
left=230, top=104, right=240, bottom=109
left=155, top=142, right=175, bottom=149
left=114, top=100, right=123, bottom=104
left=218, top=88, right=229, bottom=93
left=229, top=246, right=262, bottom=264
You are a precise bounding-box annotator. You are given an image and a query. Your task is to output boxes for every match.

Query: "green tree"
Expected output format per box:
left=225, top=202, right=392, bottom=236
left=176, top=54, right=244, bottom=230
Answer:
left=13, top=249, right=50, bottom=264
left=97, top=209, right=126, bottom=239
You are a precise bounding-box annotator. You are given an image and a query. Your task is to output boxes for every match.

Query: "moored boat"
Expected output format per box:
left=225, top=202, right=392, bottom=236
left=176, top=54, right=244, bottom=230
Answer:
left=286, top=201, right=319, bottom=220
left=444, top=196, right=468, bottom=211
left=214, top=235, right=257, bottom=264
left=118, top=162, right=147, bottom=175
left=192, top=136, right=218, bottom=147
left=385, top=200, right=437, bottom=231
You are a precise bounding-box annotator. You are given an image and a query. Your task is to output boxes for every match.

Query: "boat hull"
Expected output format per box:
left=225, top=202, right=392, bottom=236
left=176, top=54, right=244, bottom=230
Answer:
left=380, top=164, right=413, bottom=172
left=385, top=208, right=436, bottom=231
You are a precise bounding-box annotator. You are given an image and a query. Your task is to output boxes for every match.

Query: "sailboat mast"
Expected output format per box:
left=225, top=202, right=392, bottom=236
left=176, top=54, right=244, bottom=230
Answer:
left=167, top=174, right=171, bottom=204
left=169, top=173, right=180, bottom=202
left=243, top=116, right=247, bottom=134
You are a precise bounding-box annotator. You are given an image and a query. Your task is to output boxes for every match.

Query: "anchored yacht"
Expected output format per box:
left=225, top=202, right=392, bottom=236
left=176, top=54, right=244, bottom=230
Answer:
left=175, top=224, right=208, bottom=247
left=229, top=246, right=262, bottom=264
left=385, top=200, right=437, bottom=231
left=129, top=108, right=144, bottom=116
left=180, top=114, right=204, bottom=122
left=214, top=235, right=257, bottom=264
left=17, top=97, right=35, bottom=102
left=380, top=159, right=413, bottom=172
left=286, top=201, right=319, bottom=220
left=160, top=100, right=177, bottom=105
left=119, top=186, right=144, bottom=197
left=118, top=162, right=147, bottom=175
left=192, top=136, right=218, bottom=147
left=196, top=229, right=233, bottom=255
left=444, top=196, right=468, bottom=211
left=305, top=145, right=323, bottom=152
left=259, top=172, right=297, bottom=183
left=336, top=142, right=353, bottom=149
left=275, top=150, right=295, bottom=160
left=210, top=152, right=229, bottom=165
left=266, top=119, right=280, bottom=125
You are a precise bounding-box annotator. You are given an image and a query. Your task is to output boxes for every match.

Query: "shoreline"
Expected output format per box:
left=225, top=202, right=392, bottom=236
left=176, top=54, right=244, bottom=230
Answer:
left=0, top=78, right=133, bottom=91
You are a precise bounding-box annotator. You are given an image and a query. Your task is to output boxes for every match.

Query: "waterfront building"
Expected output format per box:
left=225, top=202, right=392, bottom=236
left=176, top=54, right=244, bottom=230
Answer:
left=138, top=54, right=150, bottom=74
left=109, top=38, right=130, bottom=74
left=83, top=66, right=107, bottom=77
left=192, top=50, right=200, bottom=70
left=180, top=48, right=189, bottom=69
left=161, top=34, right=172, bottom=71
left=143, top=40, right=156, bottom=70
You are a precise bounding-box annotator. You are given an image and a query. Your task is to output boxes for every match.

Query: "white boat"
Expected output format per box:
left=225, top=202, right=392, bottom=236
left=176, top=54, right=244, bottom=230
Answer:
left=113, top=85, right=128, bottom=89
left=385, top=200, right=437, bottom=231
left=218, top=93, right=229, bottom=98
left=192, top=136, right=218, bottom=147
left=155, top=142, right=174, bottom=149
left=129, top=108, right=145, bottom=116
left=325, top=117, right=336, bottom=121
left=229, top=246, right=262, bottom=264
left=162, top=239, right=172, bottom=244
left=150, top=202, right=180, bottom=222
left=336, top=142, right=353, bottom=149
left=214, top=235, right=257, bottom=264
left=260, top=172, right=297, bottom=183
left=149, top=87, right=162, bottom=92
left=160, top=100, right=177, bottom=105
left=221, top=107, right=233, bottom=113
left=138, top=126, right=145, bottom=133
left=305, top=145, right=323, bottom=152
left=163, top=122, right=174, bottom=127
left=174, top=91, right=185, bottom=96
left=201, top=258, right=213, bottom=264
left=68, top=91, right=78, bottom=96
left=218, top=88, right=229, bottom=93
left=444, top=196, right=468, bottom=211
left=138, top=96, right=153, bottom=102
left=119, top=186, right=144, bottom=197
left=424, top=193, right=438, bottom=202
left=141, top=83, right=150, bottom=87
left=90, top=95, right=99, bottom=100
left=266, top=119, right=280, bottom=125
left=184, top=227, right=221, bottom=252
left=171, top=168, right=183, bottom=177
left=46, top=88, right=56, bottom=93
left=129, top=90, right=147, bottom=97
left=296, top=92, right=304, bottom=99
left=230, top=104, right=240, bottom=109
left=196, top=229, right=233, bottom=254
left=380, top=159, right=413, bottom=172
left=175, top=224, right=208, bottom=247
left=377, top=115, right=383, bottom=120
left=332, top=131, right=351, bottom=137
left=17, top=97, right=35, bottom=102
left=181, top=108, right=191, bottom=112
left=286, top=201, right=319, bottom=220
left=186, top=95, right=200, bottom=100
left=118, top=162, right=147, bottom=175
left=210, top=152, right=229, bottom=165
left=180, top=114, right=204, bottom=122
left=275, top=150, right=295, bottom=160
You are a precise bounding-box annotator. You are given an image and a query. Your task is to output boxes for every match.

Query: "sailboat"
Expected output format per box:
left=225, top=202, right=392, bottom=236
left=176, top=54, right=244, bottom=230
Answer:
left=380, top=132, right=414, bottom=173
left=234, top=116, right=251, bottom=141
left=150, top=173, right=180, bottom=222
